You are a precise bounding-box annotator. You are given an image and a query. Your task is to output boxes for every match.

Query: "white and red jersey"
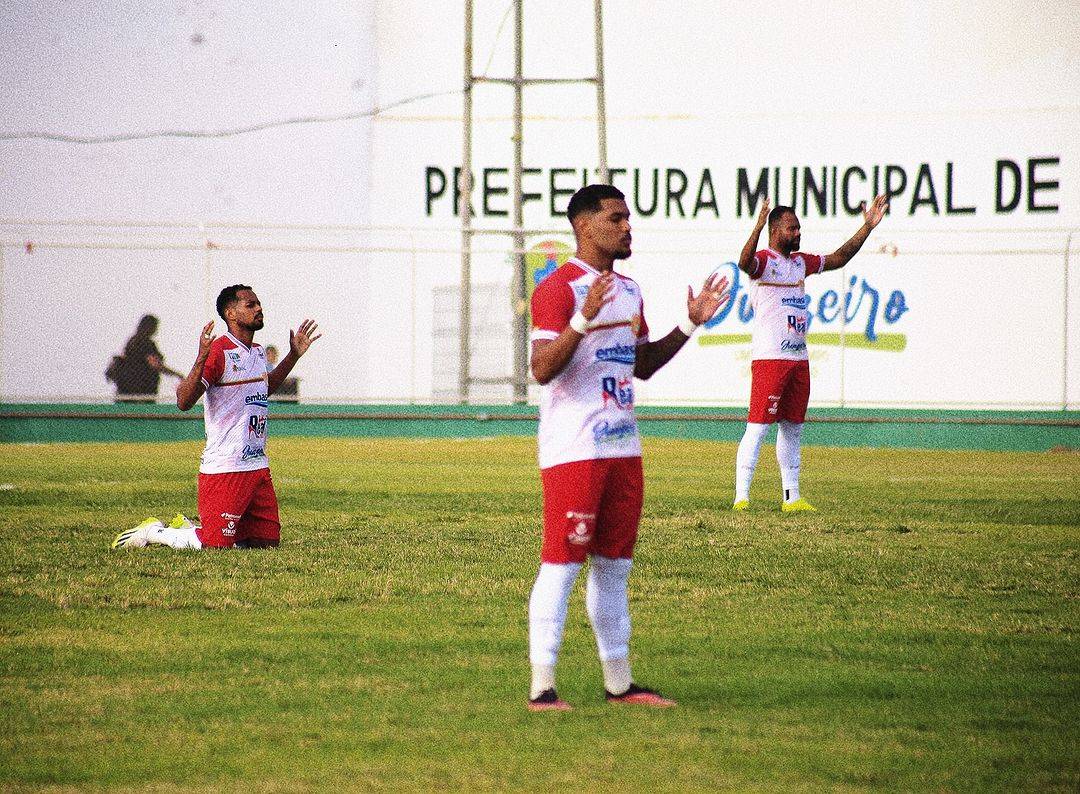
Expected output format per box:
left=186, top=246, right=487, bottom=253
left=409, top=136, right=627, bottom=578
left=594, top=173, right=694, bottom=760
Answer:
left=530, top=257, right=649, bottom=470
left=198, top=332, right=271, bottom=474
left=747, top=248, right=825, bottom=361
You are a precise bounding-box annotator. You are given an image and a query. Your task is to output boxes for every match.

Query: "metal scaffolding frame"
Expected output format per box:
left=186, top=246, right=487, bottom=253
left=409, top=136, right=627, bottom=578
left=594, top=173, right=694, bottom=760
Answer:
left=458, top=0, right=609, bottom=403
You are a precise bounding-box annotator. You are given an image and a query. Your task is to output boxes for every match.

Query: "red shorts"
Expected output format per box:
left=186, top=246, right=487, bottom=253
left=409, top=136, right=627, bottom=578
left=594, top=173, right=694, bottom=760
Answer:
left=748, top=359, right=811, bottom=424
left=196, top=468, right=281, bottom=549
left=540, top=456, right=643, bottom=564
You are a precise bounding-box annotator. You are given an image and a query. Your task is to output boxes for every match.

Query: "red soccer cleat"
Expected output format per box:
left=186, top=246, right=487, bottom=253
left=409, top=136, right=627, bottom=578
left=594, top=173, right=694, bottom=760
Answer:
left=605, top=683, right=677, bottom=707
left=527, top=688, right=573, bottom=712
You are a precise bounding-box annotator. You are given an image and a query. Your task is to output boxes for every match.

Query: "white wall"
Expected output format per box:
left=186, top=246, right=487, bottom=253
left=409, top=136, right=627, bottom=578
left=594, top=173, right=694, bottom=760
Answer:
left=2, top=1, right=1079, bottom=407
left=369, top=0, right=1080, bottom=409
left=1, top=0, right=377, bottom=224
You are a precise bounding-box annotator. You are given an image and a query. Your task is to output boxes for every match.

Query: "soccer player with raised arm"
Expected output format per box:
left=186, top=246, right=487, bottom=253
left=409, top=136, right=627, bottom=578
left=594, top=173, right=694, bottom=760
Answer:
left=112, top=285, right=320, bottom=550
left=732, top=196, right=888, bottom=512
left=526, top=184, right=731, bottom=711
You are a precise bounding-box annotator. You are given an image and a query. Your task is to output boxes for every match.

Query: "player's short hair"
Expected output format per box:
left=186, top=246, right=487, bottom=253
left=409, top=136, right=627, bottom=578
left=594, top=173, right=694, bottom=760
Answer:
left=768, top=205, right=797, bottom=230
left=566, top=184, right=625, bottom=224
left=216, top=284, right=253, bottom=320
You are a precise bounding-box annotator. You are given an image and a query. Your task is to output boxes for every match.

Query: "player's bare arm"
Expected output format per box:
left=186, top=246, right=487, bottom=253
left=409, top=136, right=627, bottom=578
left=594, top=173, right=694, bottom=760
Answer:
left=176, top=321, right=215, bottom=411
left=634, top=273, right=731, bottom=380
left=738, top=198, right=770, bottom=275
left=530, top=272, right=616, bottom=385
left=268, top=319, right=321, bottom=395
left=823, top=194, right=888, bottom=271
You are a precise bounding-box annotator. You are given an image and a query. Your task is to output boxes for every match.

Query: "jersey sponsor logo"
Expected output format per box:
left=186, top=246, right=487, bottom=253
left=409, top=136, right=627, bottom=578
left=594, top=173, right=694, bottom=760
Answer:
left=592, top=418, right=637, bottom=445
left=241, top=444, right=266, bottom=461
left=601, top=376, right=634, bottom=410
left=596, top=344, right=636, bottom=364
left=780, top=340, right=807, bottom=353
left=245, top=392, right=268, bottom=406
left=226, top=350, right=242, bottom=363
left=787, top=314, right=808, bottom=334
left=219, top=511, right=241, bottom=537
left=782, top=295, right=811, bottom=309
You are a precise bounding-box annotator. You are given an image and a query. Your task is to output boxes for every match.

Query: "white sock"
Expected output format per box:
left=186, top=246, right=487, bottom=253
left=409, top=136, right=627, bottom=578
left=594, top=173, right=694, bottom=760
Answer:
left=777, top=420, right=803, bottom=502
left=530, top=664, right=556, bottom=699
left=585, top=554, right=633, bottom=692
left=735, top=422, right=770, bottom=502
left=528, top=562, right=582, bottom=697
left=146, top=524, right=203, bottom=549
left=601, top=657, right=632, bottom=696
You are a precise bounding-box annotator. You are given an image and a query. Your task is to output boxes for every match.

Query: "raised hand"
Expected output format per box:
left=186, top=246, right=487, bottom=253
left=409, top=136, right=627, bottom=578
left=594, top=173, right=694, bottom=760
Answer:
left=289, top=319, right=322, bottom=358
left=581, top=271, right=617, bottom=321
left=687, top=272, right=732, bottom=326
left=197, top=321, right=216, bottom=359
left=755, top=197, right=771, bottom=229
left=863, top=194, right=888, bottom=228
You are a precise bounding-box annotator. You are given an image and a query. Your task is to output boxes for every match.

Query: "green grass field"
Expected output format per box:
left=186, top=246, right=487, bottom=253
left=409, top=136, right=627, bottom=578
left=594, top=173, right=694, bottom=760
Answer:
left=0, top=436, right=1077, bottom=791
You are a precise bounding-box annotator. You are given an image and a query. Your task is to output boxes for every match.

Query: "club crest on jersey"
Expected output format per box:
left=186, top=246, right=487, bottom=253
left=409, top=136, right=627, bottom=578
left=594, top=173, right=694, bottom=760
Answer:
left=787, top=314, right=807, bottom=334
left=248, top=415, right=267, bottom=438
left=601, top=376, right=634, bottom=410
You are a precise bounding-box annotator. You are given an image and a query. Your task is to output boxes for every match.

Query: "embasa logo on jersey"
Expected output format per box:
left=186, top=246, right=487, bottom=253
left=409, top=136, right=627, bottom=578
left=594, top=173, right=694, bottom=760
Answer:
left=601, top=376, right=634, bottom=410
left=596, top=344, right=636, bottom=364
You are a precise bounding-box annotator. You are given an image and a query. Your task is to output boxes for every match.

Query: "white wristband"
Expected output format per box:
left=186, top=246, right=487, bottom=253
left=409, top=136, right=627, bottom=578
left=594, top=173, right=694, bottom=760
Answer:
left=678, top=317, right=699, bottom=336
left=569, top=311, right=589, bottom=335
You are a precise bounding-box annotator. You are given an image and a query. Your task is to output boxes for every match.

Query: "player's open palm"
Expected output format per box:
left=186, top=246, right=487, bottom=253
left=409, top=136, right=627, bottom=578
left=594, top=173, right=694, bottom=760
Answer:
left=756, top=198, right=771, bottom=228
left=290, top=319, right=322, bottom=357
left=581, top=272, right=616, bottom=321
left=864, top=194, right=888, bottom=228
left=197, top=321, right=216, bottom=358
left=687, top=273, right=731, bottom=326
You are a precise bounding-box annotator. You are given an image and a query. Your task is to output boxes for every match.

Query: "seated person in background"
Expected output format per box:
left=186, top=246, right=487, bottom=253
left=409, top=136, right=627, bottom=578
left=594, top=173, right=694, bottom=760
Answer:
left=108, top=314, right=183, bottom=402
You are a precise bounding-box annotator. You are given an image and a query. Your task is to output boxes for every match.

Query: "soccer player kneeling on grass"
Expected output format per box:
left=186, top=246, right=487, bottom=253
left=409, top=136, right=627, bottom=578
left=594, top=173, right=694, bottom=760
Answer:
left=112, top=284, right=321, bottom=550
left=527, top=184, right=731, bottom=711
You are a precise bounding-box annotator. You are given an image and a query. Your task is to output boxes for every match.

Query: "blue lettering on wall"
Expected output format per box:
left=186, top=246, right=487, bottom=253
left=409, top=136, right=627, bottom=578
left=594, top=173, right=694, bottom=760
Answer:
left=703, top=261, right=909, bottom=343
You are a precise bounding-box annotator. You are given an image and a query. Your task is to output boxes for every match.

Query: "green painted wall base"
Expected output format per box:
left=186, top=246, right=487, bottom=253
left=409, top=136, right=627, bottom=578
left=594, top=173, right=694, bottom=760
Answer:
left=1, top=403, right=1077, bottom=452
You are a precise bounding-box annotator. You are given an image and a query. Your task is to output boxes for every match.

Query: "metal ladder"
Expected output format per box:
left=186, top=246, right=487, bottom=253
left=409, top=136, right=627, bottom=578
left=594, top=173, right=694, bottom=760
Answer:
left=457, top=0, right=610, bottom=403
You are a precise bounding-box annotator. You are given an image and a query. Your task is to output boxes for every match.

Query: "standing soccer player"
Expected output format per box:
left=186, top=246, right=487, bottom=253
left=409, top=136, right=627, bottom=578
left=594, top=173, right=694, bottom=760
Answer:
left=732, top=196, right=888, bottom=512
left=112, top=285, right=321, bottom=550
left=527, top=184, right=730, bottom=711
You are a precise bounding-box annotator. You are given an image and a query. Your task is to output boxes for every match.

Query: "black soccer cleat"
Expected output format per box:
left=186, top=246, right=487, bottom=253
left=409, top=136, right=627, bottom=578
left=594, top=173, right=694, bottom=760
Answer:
left=527, top=688, right=572, bottom=712
left=605, top=683, right=676, bottom=707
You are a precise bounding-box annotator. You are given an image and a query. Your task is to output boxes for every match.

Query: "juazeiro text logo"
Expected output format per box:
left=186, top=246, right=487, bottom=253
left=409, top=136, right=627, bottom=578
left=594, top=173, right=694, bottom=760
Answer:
left=700, top=262, right=910, bottom=351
